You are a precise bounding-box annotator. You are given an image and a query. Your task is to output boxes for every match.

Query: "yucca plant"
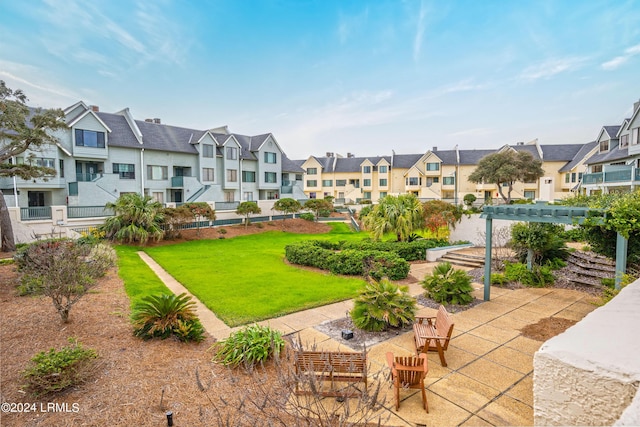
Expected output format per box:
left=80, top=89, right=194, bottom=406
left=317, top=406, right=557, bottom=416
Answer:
left=212, top=324, right=284, bottom=368
left=421, top=262, right=474, bottom=305
left=350, top=279, right=417, bottom=332
left=131, top=293, right=205, bottom=342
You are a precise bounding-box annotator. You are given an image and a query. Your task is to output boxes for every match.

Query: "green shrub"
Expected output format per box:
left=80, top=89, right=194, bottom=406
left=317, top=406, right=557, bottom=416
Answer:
left=544, top=258, right=567, bottom=270
left=504, top=261, right=530, bottom=283
left=510, top=222, right=569, bottom=266
left=22, top=338, right=97, bottom=396
left=350, top=279, right=417, bottom=331
left=318, top=208, right=332, bottom=218
left=326, top=250, right=409, bottom=280
left=601, top=277, right=615, bottom=288
left=490, top=273, right=507, bottom=285
left=299, top=212, right=315, bottom=221
left=256, top=222, right=264, bottom=228
left=284, top=241, right=333, bottom=269
left=342, top=239, right=449, bottom=261
left=504, top=261, right=555, bottom=288
left=597, top=274, right=635, bottom=306
left=212, top=324, right=284, bottom=367
left=131, top=293, right=205, bottom=342
left=421, top=262, right=474, bottom=305
left=463, top=193, right=476, bottom=207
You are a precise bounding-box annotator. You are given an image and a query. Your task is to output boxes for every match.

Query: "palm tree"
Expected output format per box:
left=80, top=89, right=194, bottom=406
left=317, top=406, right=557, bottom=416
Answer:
left=362, top=194, right=424, bottom=241
left=101, top=193, right=164, bottom=244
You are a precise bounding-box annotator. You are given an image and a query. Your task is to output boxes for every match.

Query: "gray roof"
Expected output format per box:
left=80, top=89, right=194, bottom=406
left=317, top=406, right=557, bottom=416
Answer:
left=281, top=154, right=304, bottom=173
left=134, top=120, right=201, bottom=154
left=96, top=112, right=141, bottom=150
left=457, top=149, right=496, bottom=165
left=603, top=125, right=621, bottom=138
left=585, top=145, right=630, bottom=165
left=332, top=156, right=391, bottom=173
left=540, top=144, right=585, bottom=161
left=391, top=154, right=422, bottom=168
left=558, top=141, right=597, bottom=172
left=511, top=145, right=541, bottom=160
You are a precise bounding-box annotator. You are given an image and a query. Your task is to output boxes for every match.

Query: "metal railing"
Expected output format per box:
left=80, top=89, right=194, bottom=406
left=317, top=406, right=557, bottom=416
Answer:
left=20, top=206, right=52, bottom=221
left=215, top=201, right=240, bottom=211
left=67, top=206, right=115, bottom=218
left=76, top=173, right=101, bottom=182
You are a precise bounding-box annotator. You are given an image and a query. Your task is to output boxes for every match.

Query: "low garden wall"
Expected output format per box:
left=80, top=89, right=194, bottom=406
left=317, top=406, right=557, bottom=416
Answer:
left=533, top=278, right=640, bottom=426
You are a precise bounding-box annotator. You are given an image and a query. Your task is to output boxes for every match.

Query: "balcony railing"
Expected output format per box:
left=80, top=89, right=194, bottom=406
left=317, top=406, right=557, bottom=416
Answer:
left=215, top=201, right=240, bottom=211
left=76, top=173, right=101, bottom=182
left=604, top=169, right=632, bottom=182
left=171, top=176, right=185, bottom=187
left=68, top=206, right=115, bottom=218
left=20, top=206, right=52, bottom=221
left=582, top=172, right=603, bottom=185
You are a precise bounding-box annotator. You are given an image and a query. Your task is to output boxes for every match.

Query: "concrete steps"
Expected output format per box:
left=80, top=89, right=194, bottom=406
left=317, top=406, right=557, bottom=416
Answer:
left=437, top=252, right=485, bottom=269
left=564, top=251, right=615, bottom=287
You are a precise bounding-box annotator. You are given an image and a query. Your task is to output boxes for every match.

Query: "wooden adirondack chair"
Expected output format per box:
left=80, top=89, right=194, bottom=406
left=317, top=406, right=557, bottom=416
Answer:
left=386, top=352, right=429, bottom=412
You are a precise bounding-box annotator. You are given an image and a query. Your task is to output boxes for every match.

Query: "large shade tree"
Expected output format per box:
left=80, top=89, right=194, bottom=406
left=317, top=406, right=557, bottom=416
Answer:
left=362, top=194, right=424, bottom=241
left=468, top=150, right=544, bottom=204
left=0, top=80, right=66, bottom=252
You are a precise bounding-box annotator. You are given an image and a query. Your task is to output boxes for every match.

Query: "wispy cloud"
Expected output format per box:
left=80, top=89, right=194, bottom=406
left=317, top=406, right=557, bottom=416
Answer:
left=337, top=7, right=369, bottom=44
left=519, top=57, right=588, bottom=81
left=413, top=0, right=429, bottom=62
left=601, top=42, right=640, bottom=70
left=0, top=61, right=81, bottom=106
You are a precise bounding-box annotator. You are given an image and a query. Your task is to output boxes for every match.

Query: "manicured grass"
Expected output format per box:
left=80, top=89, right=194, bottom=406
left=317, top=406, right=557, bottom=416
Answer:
left=115, top=245, right=172, bottom=306
left=142, top=225, right=369, bottom=326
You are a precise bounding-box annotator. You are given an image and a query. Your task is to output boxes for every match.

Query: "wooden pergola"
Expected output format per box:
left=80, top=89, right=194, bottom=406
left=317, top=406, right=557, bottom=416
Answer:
left=479, top=204, right=626, bottom=301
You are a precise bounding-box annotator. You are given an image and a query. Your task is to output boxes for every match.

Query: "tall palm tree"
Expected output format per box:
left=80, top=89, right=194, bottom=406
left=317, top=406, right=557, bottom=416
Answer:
left=102, top=193, right=164, bottom=244
left=362, top=194, right=424, bottom=241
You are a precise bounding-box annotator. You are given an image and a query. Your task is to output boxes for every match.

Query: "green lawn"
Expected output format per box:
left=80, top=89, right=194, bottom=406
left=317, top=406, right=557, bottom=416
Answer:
left=141, top=223, right=369, bottom=326
left=115, top=245, right=172, bottom=306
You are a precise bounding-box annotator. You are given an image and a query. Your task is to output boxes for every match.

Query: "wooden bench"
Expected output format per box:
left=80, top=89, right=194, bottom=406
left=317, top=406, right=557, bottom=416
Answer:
left=294, top=350, right=367, bottom=397
left=413, top=305, right=455, bottom=367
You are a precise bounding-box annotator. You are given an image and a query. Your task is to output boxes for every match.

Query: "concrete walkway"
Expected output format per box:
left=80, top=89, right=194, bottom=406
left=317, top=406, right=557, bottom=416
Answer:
left=138, top=252, right=598, bottom=426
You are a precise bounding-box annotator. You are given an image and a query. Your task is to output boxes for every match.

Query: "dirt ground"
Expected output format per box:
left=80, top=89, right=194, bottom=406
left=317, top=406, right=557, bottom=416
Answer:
left=0, top=218, right=586, bottom=426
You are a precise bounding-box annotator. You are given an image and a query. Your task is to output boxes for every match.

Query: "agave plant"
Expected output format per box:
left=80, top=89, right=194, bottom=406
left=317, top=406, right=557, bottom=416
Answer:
left=131, top=293, right=204, bottom=342
left=421, top=262, right=474, bottom=305
left=350, top=279, right=417, bottom=332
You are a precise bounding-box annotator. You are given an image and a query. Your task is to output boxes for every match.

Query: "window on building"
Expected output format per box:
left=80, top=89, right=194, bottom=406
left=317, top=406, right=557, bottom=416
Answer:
left=202, top=144, right=214, bottom=158
left=578, top=172, right=583, bottom=181
left=379, top=178, right=387, bottom=186
left=113, top=163, right=135, bottom=179
left=433, top=177, right=439, bottom=183
left=147, top=165, right=168, bottom=180
left=267, top=191, right=279, bottom=200
left=443, top=176, right=454, bottom=185
left=363, top=179, right=371, bottom=186
left=379, top=192, right=387, bottom=199
left=426, top=162, right=440, bottom=171
left=306, top=180, right=318, bottom=187
left=592, top=165, right=603, bottom=173
left=226, top=169, right=237, bottom=182
left=264, top=152, right=277, bottom=163
left=226, top=146, right=237, bottom=160
left=244, top=192, right=254, bottom=201
left=620, top=134, right=629, bottom=148
left=152, top=192, right=164, bottom=204
left=524, top=191, right=536, bottom=199
left=59, top=159, right=64, bottom=178
left=336, top=180, right=346, bottom=186
left=295, top=174, right=303, bottom=181
left=599, top=140, right=609, bottom=152
left=349, top=179, right=360, bottom=188
left=265, top=172, right=277, bottom=183
left=322, top=180, right=333, bottom=187
left=571, top=172, right=577, bottom=183
left=379, top=165, right=388, bottom=173
left=224, top=191, right=234, bottom=202
left=75, top=129, right=105, bottom=148
left=307, top=167, right=317, bottom=175
left=565, top=173, right=570, bottom=183
left=363, top=166, right=371, bottom=173
left=633, top=128, right=640, bottom=145
left=363, top=191, right=371, bottom=199
left=202, top=167, right=215, bottom=181
left=407, top=177, right=421, bottom=186
left=242, top=171, right=256, bottom=182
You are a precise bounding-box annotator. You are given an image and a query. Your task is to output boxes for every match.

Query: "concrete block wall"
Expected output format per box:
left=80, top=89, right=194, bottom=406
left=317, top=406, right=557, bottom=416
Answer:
left=533, top=279, right=640, bottom=426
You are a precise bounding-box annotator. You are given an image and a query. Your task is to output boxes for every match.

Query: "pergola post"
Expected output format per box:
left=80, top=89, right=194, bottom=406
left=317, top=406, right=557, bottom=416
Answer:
left=483, top=216, right=492, bottom=301
left=615, top=232, right=628, bottom=290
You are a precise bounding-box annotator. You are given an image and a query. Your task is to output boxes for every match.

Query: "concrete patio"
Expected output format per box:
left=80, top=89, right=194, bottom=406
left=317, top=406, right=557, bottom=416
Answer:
left=140, top=253, right=599, bottom=426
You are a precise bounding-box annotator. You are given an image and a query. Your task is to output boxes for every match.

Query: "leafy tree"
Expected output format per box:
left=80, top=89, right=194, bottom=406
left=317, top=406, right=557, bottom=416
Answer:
left=510, top=222, right=569, bottom=266
left=463, top=194, right=477, bottom=207
left=101, top=193, right=164, bottom=244
left=468, top=150, right=544, bottom=204
left=236, top=201, right=261, bottom=228
left=160, top=205, right=193, bottom=238
left=422, top=200, right=463, bottom=238
left=303, top=198, right=333, bottom=221
left=0, top=80, right=66, bottom=252
left=272, top=198, right=301, bottom=222
left=182, top=202, right=215, bottom=234
left=18, top=240, right=116, bottom=322
left=362, top=194, right=423, bottom=241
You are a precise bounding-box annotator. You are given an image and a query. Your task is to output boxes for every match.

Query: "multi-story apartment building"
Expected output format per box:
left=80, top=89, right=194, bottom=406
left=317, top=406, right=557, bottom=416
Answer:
left=299, top=141, right=592, bottom=204
left=582, top=100, right=640, bottom=195
left=0, top=102, right=306, bottom=215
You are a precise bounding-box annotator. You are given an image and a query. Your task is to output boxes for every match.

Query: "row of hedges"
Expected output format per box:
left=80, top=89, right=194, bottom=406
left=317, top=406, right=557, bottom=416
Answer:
left=342, top=239, right=449, bottom=261
left=285, top=241, right=412, bottom=280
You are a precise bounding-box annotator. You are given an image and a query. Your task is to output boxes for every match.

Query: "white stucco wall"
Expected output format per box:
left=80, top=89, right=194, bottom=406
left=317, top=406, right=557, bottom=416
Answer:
left=533, top=279, right=640, bottom=426
left=449, top=214, right=515, bottom=246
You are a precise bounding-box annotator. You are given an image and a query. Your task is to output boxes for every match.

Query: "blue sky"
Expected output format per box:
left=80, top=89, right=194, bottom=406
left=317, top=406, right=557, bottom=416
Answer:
left=1, top=0, right=639, bottom=159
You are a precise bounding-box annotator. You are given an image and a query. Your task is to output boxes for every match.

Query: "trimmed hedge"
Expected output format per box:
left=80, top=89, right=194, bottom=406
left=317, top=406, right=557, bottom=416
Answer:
left=285, top=241, right=411, bottom=280
left=342, top=239, right=449, bottom=261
